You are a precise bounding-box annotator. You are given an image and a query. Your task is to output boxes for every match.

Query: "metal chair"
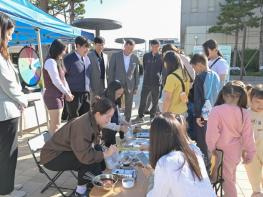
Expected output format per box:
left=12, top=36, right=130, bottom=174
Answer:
left=210, top=149, right=224, bottom=197
left=27, top=131, right=77, bottom=197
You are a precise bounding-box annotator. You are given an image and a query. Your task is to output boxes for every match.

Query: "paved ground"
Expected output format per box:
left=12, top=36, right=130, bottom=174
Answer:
left=15, top=76, right=263, bottom=197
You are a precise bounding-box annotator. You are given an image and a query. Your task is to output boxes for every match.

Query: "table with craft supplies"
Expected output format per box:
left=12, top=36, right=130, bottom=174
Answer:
left=90, top=128, right=151, bottom=197
left=89, top=167, right=152, bottom=197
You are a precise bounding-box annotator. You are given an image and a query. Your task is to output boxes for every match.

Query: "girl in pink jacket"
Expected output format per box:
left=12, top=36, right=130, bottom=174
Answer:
left=206, top=81, right=256, bottom=197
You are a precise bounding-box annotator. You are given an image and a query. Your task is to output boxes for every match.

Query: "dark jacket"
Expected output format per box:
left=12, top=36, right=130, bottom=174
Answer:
left=40, top=112, right=103, bottom=165
left=64, top=52, right=90, bottom=92
left=142, top=52, right=163, bottom=86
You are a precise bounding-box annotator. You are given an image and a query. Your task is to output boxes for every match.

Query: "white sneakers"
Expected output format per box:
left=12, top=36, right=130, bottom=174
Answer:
left=0, top=190, right=26, bottom=197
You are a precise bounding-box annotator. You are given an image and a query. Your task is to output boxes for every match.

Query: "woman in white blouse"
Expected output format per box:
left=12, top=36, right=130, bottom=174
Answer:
left=43, top=39, right=73, bottom=133
left=147, top=113, right=216, bottom=197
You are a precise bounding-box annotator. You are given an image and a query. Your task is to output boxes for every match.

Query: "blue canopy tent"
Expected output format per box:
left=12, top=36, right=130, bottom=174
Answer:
left=0, top=0, right=94, bottom=64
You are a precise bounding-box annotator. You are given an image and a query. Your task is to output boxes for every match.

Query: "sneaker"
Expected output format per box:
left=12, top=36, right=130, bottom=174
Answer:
left=0, top=190, right=26, bottom=197
left=132, top=116, right=144, bottom=124
left=72, top=191, right=88, bottom=197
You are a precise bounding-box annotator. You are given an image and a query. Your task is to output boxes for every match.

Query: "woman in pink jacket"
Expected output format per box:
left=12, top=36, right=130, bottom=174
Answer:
left=206, top=80, right=256, bottom=197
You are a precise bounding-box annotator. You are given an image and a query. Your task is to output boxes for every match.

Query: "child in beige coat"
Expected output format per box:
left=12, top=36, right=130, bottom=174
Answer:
left=245, top=84, right=263, bottom=197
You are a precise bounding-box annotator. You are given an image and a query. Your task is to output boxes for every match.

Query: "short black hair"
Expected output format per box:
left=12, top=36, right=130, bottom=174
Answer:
left=250, top=84, right=263, bottom=100
left=150, top=40, right=160, bottom=46
left=94, top=36, right=105, bottom=44
left=75, top=36, right=89, bottom=47
left=125, top=39, right=135, bottom=46
left=190, top=54, right=208, bottom=67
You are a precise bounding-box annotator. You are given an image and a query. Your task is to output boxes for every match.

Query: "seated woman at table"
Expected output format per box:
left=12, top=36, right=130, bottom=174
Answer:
left=101, top=80, right=129, bottom=147
left=147, top=113, right=216, bottom=197
left=40, top=98, right=118, bottom=197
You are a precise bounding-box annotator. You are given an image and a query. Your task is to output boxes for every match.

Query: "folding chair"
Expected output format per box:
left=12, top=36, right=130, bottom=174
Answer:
left=27, top=131, right=77, bottom=197
left=210, top=149, right=224, bottom=197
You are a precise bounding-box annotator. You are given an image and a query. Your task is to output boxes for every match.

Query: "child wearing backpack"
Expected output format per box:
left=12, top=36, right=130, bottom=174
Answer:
left=206, top=81, right=256, bottom=197
left=245, top=84, right=263, bottom=197
left=190, top=54, right=220, bottom=168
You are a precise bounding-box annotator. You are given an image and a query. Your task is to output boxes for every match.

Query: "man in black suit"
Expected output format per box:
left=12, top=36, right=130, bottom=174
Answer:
left=64, top=36, right=91, bottom=120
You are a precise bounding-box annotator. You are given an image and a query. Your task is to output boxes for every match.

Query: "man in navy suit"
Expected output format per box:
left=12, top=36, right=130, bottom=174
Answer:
left=64, top=36, right=91, bottom=120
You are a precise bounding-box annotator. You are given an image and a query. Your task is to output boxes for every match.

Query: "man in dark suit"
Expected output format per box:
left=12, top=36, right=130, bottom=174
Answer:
left=108, top=39, right=140, bottom=122
left=88, top=36, right=109, bottom=105
left=64, top=36, right=91, bottom=120
left=134, top=40, right=163, bottom=122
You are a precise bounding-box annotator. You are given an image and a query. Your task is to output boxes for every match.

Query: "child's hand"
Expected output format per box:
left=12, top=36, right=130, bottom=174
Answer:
left=120, top=124, right=128, bottom=133
left=242, top=151, right=251, bottom=164
left=196, top=118, right=205, bottom=127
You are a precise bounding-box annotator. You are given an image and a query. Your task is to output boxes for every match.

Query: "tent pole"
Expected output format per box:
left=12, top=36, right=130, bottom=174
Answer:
left=36, top=28, right=43, bottom=67
left=36, top=28, right=49, bottom=128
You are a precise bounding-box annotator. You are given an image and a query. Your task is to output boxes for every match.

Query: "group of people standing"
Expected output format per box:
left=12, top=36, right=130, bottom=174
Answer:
left=1, top=10, right=263, bottom=197
left=43, top=36, right=141, bottom=134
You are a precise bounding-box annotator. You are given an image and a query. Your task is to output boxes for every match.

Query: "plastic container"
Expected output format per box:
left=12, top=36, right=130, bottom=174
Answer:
left=122, top=177, right=135, bottom=189
left=105, top=152, right=120, bottom=169
left=125, top=126, right=134, bottom=140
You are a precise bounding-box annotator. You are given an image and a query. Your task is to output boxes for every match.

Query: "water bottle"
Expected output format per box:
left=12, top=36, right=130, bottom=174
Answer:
left=125, top=126, right=133, bottom=140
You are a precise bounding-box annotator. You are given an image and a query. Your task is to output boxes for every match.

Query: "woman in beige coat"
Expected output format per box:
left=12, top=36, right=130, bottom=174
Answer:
left=0, top=12, right=28, bottom=197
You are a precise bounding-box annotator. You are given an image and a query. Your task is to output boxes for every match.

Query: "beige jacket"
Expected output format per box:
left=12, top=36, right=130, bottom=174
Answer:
left=40, top=112, right=104, bottom=165
left=0, top=54, right=28, bottom=121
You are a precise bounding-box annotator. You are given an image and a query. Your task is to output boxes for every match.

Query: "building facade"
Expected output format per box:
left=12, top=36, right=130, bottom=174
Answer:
left=181, top=0, right=260, bottom=55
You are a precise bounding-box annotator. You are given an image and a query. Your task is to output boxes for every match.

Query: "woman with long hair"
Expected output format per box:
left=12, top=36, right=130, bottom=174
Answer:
left=203, top=39, right=229, bottom=89
left=147, top=113, right=216, bottom=197
left=162, top=52, right=190, bottom=115
left=101, top=80, right=129, bottom=147
left=43, top=39, right=74, bottom=134
left=0, top=12, right=28, bottom=197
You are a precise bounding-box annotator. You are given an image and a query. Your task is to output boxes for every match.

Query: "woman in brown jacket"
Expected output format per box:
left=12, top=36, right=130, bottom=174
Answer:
left=40, top=98, right=118, bottom=197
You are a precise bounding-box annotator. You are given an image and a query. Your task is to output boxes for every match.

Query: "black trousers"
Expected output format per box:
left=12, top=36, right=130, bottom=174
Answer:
left=0, top=118, right=19, bottom=195
left=194, top=121, right=211, bottom=171
left=44, top=150, right=106, bottom=186
left=138, top=85, right=160, bottom=118
left=66, top=92, right=90, bottom=121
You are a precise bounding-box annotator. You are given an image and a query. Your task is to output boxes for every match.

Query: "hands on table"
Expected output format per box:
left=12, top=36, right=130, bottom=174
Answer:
left=103, top=145, right=118, bottom=158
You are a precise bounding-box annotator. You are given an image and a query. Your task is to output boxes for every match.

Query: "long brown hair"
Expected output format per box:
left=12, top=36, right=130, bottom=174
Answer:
left=163, top=52, right=188, bottom=82
left=149, top=113, right=203, bottom=181
left=0, top=12, right=14, bottom=60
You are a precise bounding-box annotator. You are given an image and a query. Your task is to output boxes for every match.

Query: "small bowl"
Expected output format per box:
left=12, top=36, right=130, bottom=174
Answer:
left=92, top=174, right=118, bottom=191
left=122, top=177, right=135, bottom=189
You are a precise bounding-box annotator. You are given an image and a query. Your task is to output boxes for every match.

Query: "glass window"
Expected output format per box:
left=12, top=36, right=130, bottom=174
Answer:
left=191, top=0, right=198, bottom=12
left=208, top=0, right=215, bottom=11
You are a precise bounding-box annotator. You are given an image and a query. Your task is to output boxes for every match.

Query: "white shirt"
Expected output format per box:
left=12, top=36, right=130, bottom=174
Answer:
left=209, top=57, right=228, bottom=76
left=209, top=57, right=229, bottom=89
left=44, top=58, right=70, bottom=95
left=123, top=53, right=131, bottom=72
left=75, top=52, right=91, bottom=91
left=75, top=52, right=91, bottom=66
left=147, top=145, right=216, bottom=197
